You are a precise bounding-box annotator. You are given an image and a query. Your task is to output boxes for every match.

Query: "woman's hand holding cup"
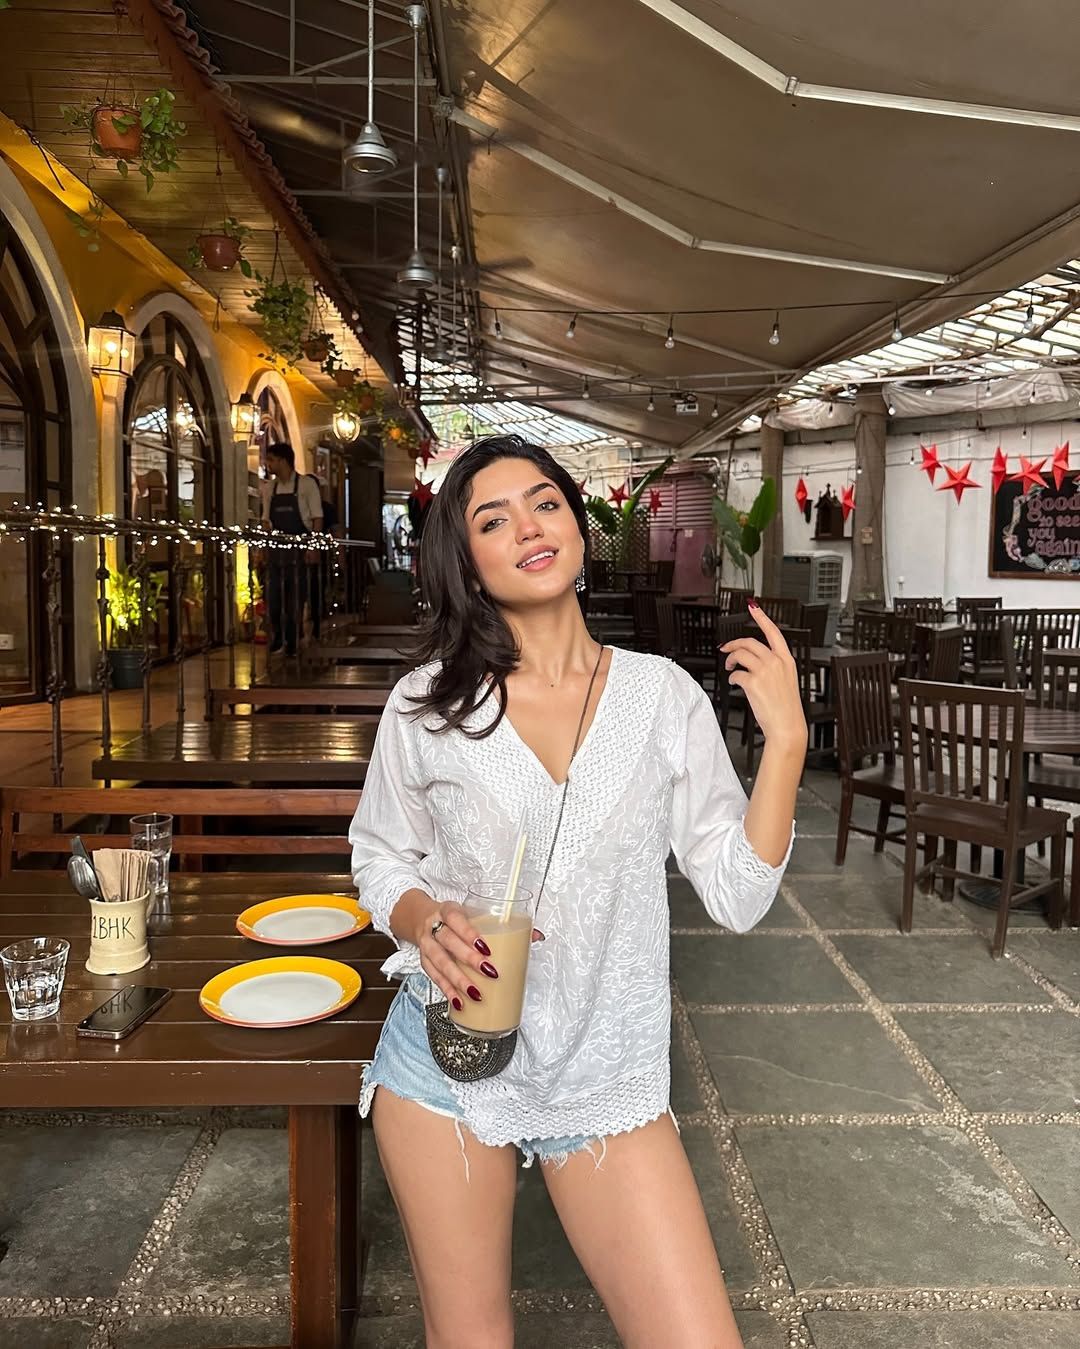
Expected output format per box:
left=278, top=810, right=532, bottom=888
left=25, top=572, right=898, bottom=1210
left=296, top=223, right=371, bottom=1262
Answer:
left=416, top=900, right=544, bottom=1012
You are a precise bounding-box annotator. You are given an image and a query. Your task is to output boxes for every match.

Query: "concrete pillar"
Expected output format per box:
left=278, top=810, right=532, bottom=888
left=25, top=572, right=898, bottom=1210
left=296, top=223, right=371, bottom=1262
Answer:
left=759, top=422, right=784, bottom=596
left=849, top=389, right=887, bottom=606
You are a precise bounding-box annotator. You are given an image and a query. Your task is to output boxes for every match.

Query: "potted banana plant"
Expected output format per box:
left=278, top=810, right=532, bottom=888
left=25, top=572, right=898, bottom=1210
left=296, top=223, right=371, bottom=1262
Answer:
left=585, top=457, right=674, bottom=565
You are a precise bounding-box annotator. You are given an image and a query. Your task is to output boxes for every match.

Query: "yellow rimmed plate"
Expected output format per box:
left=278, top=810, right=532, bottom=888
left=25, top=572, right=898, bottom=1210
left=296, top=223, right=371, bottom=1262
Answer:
left=236, top=895, right=371, bottom=946
left=199, top=956, right=362, bottom=1028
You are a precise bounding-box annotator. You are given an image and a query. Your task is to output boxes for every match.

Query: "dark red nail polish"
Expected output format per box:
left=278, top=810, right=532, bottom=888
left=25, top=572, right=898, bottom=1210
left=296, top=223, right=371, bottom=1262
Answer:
left=747, top=598, right=759, bottom=610
left=467, top=985, right=482, bottom=1002
left=451, top=996, right=463, bottom=1011
left=474, top=937, right=491, bottom=956
left=480, top=961, right=499, bottom=979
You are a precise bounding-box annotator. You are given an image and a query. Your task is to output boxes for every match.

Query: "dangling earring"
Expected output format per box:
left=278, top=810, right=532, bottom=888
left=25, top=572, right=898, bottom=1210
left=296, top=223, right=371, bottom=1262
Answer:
left=575, top=564, right=587, bottom=594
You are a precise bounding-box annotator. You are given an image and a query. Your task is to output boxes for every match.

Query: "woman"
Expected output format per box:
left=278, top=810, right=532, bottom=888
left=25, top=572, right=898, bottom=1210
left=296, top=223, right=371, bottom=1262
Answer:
left=350, top=435, right=806, bottom=1348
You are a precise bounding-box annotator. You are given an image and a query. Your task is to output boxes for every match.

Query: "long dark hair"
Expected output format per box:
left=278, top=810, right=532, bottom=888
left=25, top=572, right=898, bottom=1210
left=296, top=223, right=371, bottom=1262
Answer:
left=407, top=434, right=591, bottom=736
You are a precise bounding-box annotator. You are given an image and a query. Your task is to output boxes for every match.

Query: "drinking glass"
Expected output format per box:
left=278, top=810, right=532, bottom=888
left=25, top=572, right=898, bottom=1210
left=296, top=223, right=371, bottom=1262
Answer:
left=130, top=812, right=173, bottom=903
left=448, top=884, right=534, bottom=1039
left=1, top=937, right=69, bottom=1020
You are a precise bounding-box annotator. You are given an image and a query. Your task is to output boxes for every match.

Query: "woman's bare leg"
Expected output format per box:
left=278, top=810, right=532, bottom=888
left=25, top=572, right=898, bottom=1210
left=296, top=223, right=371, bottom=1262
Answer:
left=372, top=1085, right=519, bottom=1349
left=541, top=1114, right=744, bottom=1349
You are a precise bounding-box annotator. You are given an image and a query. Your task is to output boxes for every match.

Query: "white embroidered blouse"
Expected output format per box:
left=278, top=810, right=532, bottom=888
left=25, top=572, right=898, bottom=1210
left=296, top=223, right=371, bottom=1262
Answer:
left=349, top=646, right=792, bottom=1148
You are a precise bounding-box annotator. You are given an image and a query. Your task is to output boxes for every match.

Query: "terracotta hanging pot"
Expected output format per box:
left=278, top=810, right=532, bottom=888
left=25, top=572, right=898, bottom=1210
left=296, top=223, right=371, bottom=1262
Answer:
left=357, top=388, right=376, bottom=414
left=333, top=367, right=356, bottom=389
left=303, top=336, right=330, bottom=363
left=93, top=105, right=142, bottom=160
left=196, top=233, right=241, bottom=272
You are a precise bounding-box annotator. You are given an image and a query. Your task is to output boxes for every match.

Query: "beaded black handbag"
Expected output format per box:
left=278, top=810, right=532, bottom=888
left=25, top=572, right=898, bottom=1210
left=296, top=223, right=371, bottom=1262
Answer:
left=425, top=645, right=605, bottom=1083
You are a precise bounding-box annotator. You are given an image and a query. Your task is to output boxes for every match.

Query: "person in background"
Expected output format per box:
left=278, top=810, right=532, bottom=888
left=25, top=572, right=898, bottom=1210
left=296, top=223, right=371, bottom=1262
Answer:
left=260, top=444, right=323, bottom=655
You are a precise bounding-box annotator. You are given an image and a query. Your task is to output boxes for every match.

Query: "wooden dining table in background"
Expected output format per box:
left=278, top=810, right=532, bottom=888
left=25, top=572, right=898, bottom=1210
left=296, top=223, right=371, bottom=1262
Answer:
left=0, top=870, right=393, bottom=1349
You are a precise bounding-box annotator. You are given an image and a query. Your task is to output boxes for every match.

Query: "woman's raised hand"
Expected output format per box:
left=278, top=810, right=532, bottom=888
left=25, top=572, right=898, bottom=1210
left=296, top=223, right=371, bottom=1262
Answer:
left=719, top=602, right=808, bottom=755
left=416, top=900, right=544, bottom=1011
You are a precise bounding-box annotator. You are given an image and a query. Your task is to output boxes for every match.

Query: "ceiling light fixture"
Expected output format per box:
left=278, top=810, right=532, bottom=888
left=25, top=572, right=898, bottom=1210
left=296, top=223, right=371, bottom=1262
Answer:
left=1023, top=294, right=1036, bottom=333
left=710, top=397, right=720, bottom=420
left=582, top=377, right=591, bottom=399
left=343, top=0, right=398, bottom=175
left=665, top=317, right=675, bottom=350
left=493, top=310, right=502, bottom=339
left=647, top=390, right=656, bottom=413
left=397, top=6, right=436, bottom=290
left=769, top=312, right=780, bottom=346
left=892, top=307, right=903, bottom=342
left=430, top=164, right=449, bottom=361
left=566, top=313, right=577, bottom=340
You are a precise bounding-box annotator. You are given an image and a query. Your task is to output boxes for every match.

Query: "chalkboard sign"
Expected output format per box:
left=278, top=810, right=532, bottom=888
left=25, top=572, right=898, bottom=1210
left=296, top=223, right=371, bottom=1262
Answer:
left=989, top=480, right=1080, bottom=578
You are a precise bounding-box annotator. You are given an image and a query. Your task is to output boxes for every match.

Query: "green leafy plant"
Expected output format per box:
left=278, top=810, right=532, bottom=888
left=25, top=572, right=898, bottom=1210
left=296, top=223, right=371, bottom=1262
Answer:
left=245, top=274, right=311, bottom=367
left=106, top=565, right=164, bottom=648
left=333, top=379, right=383, bottom=420
left=381, top=414, right=420, bottom=451
left=63, top=88, right=186, bottom=192
left=585, top=457, right=674, bottom=562
left=186, top=217, right=253, bottom=277
left=63, top=194, right=108, bottom=252
left=713, top=476, right=777, bottom=588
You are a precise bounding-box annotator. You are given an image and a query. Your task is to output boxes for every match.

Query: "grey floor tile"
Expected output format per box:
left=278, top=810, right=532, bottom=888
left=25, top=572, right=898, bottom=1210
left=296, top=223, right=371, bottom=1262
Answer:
left=115, top=1317, right=289, bottom=1348
left=736, top=1311, right=792, bottom=1349
left=0, top=1124, right=199, bottom=1298
left=895, top=1011, right=1080, bottom=1112
left=512, top=1159, right=593, bottom=1292
left=515, top=1314, right=620, bottom=1349
left=682, top=1126, right=758, bottom=1290
left=668, top=875, right=797, bottom=930
left=358, top=1128, right=413, bottom=1293
left=791, top=875, right=970, bottom=931
left=691, top=1009, right=939, bottom=1115
left=991, top=1124, right=1080, bottom=1239
left=806, top=1310, right=1080, bottom=1348
left=793, top=802, right=839, bottom=836
left=143, top=1129, right=288, bottom=1297
left=954, top=894, right=1059, bottom=932
left=832, top=934, right=1051, bottom=1004
left=0, top=1321, right=95, bottom=1348
left=670, top=1027, right=704, bottom=1115
left=788, top=837, right=895, bottom=880
left=672, top=933, right=854, bottom=1005
left=737, top=1124, right=1078, bottom=1290
left=1007, top=931, right=1080, bottom=1000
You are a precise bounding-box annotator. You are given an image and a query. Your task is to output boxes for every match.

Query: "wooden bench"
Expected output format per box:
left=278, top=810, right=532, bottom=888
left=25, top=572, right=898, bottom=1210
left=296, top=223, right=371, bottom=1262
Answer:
left=212, top=685, right=389, bottom=716
left=0, top=786, right=361, bottom=878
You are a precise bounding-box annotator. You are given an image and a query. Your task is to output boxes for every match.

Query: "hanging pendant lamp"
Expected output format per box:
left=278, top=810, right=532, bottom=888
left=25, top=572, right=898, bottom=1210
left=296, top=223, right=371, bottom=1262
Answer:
left=343, top=0, right=398, bottom=174
left=398, top=5, right=436, bottom=289
left=428, top=164, right=449, bottom=359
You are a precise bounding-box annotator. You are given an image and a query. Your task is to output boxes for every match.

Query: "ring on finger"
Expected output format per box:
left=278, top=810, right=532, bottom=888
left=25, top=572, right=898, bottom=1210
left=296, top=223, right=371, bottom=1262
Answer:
left=431, top=919, right=446, bottom=940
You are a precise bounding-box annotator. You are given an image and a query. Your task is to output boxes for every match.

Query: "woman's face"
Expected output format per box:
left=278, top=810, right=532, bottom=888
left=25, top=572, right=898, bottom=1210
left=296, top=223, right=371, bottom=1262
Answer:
left=464, top=456, right=584, bottom=607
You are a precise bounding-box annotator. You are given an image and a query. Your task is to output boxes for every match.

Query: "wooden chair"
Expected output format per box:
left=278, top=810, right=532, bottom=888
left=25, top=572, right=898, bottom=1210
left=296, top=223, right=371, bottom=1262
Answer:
left=652, top=559, right=675, bottom=591
left=655, top=596, right=675, bottom=657
left=894, top=597, right=945, bottom=623
left=926, top=625, right=964, bottom=683
left=897, top=680, right=1067, bottom=957
left=589, top=558, right=615, bottom=591
left=853, top=608, right=892, bottom=653
left=716, top=586, right=753, bottom=615
left=1030, top=614, right=1080, bottom=695
left=742, top=628, right=828, bottom=774
left=956, top=596, right=1002, bottom=626
left=1028, top=651, right=1080, bottom=860
left=0, top=787, right=360, bottom=879
left=672, top=603, right=717, bottom=683
left=832, top=652, right=906, bottom=864
left=799, top=602, right=829, bottom=648
left=757, top=595, right=801, bottom=628
left=961, top=607, right=1006, bottom=684
left=631, top=586, right=663, bottom=652
left=712, top=616, right=754, bottom=737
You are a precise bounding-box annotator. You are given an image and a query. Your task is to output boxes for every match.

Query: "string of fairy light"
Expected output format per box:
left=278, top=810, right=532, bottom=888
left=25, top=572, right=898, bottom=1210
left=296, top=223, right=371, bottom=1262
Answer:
left=0, top=505, right=354, bottom=552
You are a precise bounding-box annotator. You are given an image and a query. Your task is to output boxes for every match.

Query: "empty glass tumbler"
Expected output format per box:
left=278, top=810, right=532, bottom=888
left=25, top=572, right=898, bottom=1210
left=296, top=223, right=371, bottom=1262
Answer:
left=130, top=812, right=173, bottom=903
left=1, top=937, right=70, bottom=1020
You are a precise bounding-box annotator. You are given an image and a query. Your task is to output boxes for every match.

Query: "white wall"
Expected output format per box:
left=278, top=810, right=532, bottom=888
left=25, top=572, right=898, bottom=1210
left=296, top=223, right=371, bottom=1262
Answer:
left=742, top=416, right=1080, bottom=605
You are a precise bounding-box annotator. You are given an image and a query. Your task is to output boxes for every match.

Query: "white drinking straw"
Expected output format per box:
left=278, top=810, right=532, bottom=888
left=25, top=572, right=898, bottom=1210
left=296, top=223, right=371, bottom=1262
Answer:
left=498, top=825, right=529, bottom=923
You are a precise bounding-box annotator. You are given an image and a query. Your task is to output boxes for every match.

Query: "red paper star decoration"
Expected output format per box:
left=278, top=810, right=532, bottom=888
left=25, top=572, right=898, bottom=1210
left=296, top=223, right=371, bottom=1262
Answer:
left=937, top=461, right=981, bottom=504
left=794, top=477, right=809, bottom=511
left=1052, top=441, right=1071, bottom=490
left=841, top=484, right=856, bottom=521
left=411, top=477, right=434, bottom=510
left=608, top=481, right=629, bottom=507
left=417, top=438, right=436, bottom=469
left=990, top=447, right=1008, bottom=494
left=919, top=444, right=941, bottom=483
left=1009, top=455, right=1049, bottom=494
left=575, top=478, right=589, bottom=497
left=647, top=488, right=663, bottom=516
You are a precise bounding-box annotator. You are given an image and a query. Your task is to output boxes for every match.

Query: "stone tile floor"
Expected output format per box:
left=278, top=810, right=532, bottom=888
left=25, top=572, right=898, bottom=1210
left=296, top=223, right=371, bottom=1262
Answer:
left=3, top=774, right=1080, bottom=1347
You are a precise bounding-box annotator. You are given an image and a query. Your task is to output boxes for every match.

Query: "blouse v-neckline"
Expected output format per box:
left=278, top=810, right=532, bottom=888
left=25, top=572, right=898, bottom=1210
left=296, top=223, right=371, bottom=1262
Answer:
left=499, top=646, right=618, bottom=790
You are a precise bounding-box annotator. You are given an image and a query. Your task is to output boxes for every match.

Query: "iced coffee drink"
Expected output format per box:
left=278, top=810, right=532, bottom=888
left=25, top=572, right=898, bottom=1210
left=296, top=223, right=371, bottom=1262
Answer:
left=449, top=886, right=533, bottom=1038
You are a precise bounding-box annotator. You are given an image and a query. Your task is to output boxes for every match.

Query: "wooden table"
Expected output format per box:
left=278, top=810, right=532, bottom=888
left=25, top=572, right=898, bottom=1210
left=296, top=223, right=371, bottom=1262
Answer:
left=93, top=719, right=377, bottom=784
left=213, top=671, right=391, bottom=717
left=0, top=870, right=395, bottom=1349
left=305, top=643, right=409, bottom=664
left=261, top=666, right=399, bottom=689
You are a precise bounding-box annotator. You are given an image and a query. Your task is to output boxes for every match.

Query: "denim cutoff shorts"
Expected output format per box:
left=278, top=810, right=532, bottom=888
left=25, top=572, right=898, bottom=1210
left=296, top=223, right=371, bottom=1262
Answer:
left=360, top=974, right=600, bottom=1169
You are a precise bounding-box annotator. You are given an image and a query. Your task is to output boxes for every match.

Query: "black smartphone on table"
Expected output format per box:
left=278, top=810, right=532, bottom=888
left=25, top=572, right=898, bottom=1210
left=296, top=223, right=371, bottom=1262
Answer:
left=75, top=986, right=172, bottom=1040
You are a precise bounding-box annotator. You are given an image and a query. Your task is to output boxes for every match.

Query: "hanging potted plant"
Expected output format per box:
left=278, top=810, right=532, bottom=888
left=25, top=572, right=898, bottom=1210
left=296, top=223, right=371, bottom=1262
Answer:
left=245, top=273, right=311, bottom=368
left=301, top=286, right=342, bottom=366
left=333, top=380, right=383, bottom=421
left=333, top=366, right=358, bottom=389
left=63, top=87, right=186, bottom=191
left=105, top=565, right=163, bottom=690
left=381, top=414, right=421, bottom=451
left=188, top=217, right=253, bottom=275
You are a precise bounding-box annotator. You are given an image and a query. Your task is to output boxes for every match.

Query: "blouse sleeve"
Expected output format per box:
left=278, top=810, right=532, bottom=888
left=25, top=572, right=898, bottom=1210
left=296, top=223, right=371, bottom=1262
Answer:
left=668, top=668, right=793, bottom=933
left=349, top=686, right=435, bottom=949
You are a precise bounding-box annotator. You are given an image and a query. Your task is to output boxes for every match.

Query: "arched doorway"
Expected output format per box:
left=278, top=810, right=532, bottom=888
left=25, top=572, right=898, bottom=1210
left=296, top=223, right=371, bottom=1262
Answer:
left=0, top=216, right=73, bottom=703
left=123, top=314, right=224, bottom=657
